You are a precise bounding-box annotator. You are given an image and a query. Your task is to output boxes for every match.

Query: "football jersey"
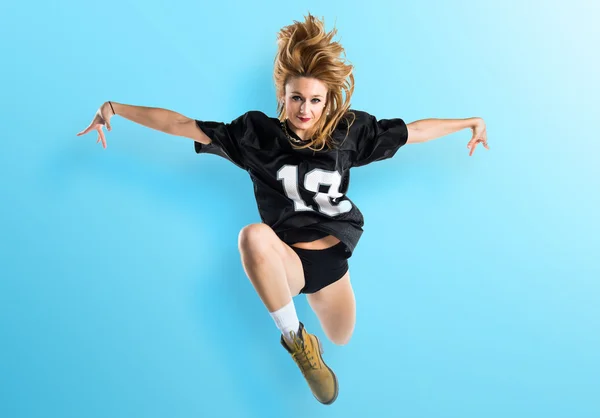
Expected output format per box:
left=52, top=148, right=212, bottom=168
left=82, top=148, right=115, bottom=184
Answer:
left=193, top=110, right=408, bottom=256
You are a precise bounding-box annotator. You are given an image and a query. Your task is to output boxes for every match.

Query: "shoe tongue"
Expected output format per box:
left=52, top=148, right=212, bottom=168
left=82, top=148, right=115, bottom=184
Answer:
left=290, top=331, right=306, bottom=352
left=281, top=323, right=306, bottom=352
left=295, top=326, right=306, bottom=346
left=297, top=322, right=305, bottom=338
left=281, top=333, right=302, bottom=352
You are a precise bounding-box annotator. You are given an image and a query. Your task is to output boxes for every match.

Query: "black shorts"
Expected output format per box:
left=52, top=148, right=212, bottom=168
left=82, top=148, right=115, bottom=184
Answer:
left=291, top=241, right=350, bottom=294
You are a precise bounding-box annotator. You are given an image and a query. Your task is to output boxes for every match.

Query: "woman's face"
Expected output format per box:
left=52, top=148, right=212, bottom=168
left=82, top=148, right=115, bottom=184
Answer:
left=283, top=76, right=328, bottom=139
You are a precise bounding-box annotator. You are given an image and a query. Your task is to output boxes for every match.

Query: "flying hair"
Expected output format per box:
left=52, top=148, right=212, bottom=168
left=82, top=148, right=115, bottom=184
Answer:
left=274, top=13, right=356, bottom=151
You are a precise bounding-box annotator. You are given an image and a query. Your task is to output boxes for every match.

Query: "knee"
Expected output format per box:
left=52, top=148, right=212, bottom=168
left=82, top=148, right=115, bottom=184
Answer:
left=328, top=328, right=354, bottom=346
left=238, top=223, right=274, bottom=254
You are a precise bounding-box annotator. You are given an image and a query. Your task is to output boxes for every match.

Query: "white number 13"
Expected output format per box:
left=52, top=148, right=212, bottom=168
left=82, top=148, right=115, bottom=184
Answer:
left=277, top=165, right=352, bottom=216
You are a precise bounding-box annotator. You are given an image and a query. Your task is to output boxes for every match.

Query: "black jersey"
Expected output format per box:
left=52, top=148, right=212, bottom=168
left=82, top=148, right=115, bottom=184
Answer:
left=194, top=110, right=408, bottom=256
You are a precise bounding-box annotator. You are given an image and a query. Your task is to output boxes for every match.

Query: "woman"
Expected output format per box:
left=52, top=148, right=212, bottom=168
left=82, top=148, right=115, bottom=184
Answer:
left=77, top=14, right=488, bottom=405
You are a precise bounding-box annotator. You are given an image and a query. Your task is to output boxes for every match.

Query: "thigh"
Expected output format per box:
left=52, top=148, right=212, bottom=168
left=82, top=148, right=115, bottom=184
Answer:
left=238, top=223, right=306, bottom=297
left=280, top=241, right=306, bottom=297
left=306, top=272, right=356, bottom=345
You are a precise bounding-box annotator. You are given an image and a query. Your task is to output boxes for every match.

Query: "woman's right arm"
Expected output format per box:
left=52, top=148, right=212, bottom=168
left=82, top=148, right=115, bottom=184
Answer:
left=77, top=101, right=211, bottom=148
left=111, top=102, right=210, bottom=144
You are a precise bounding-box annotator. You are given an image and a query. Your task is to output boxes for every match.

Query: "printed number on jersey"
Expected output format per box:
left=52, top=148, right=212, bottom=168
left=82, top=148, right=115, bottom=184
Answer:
left=277, top=165, right=352, bottom=216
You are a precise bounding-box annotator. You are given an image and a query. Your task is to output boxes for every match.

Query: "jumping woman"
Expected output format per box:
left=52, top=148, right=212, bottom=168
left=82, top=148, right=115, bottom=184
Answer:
left=77, top=13, right=488, bottom=405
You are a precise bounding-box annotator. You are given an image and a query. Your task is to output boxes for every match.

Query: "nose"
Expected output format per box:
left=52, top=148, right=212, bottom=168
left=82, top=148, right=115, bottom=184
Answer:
left=300, top=101, right=306, bottom=112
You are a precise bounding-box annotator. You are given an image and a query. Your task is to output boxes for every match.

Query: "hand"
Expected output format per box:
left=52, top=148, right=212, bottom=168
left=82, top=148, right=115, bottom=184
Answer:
left=76, top=102, right=115, bottom=149
left=466, top=117, right=489, bottom=157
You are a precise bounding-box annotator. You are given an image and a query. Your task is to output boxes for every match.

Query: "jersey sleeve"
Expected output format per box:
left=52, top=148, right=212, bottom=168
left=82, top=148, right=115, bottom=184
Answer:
left=350, top=111, right=409, bottom=167
left=193, top=113, right=250, bottom=170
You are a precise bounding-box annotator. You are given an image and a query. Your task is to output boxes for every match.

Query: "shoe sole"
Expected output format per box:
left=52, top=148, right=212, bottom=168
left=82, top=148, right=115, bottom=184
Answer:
left=314, top=336, right=339, bottom=405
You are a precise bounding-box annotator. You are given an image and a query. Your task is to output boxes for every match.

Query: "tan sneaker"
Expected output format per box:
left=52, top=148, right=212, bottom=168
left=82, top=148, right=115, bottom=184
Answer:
left=281, top=322, right=339, bottom=405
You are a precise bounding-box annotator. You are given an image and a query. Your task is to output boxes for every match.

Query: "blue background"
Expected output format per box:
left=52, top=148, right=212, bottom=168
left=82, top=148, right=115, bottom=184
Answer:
left=1, top=0, right=598, bottom=417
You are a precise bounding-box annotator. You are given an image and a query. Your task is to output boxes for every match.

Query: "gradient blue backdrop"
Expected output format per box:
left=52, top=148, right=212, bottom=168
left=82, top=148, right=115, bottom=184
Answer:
left=1, top=0, right=598, bottom=417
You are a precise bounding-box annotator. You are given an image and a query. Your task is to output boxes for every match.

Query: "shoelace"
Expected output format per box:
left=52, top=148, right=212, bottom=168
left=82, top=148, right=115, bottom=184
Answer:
left=288, top=330, right=318, bottom=372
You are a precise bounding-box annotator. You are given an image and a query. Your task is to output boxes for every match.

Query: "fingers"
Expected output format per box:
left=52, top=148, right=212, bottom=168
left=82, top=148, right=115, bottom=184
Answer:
left=77, top=109, right=111, bottom=148
left=477, top=137, right=489, bottom=151
left=467, top=137, right=477, bottom=156
left=468, top=142, right=477, bottom=156
left=92, top=126, right=107, bottom=148
left=76, top=124, right=93, bottom=136
left=98, top=127, right=107, bottom=149
left=467, top=138, right=489, bottom=156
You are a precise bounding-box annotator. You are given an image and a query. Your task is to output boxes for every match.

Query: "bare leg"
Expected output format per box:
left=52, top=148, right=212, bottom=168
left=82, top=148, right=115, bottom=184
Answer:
left=239, top=224, right=340, bottom=405
left=238, top=223, right=305, bottom=311
left=307, top=272, right=356, bottom=346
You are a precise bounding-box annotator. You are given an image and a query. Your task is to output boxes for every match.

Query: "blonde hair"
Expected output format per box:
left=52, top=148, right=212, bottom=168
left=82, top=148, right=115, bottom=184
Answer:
left=274, top=13, right=355, bottom=151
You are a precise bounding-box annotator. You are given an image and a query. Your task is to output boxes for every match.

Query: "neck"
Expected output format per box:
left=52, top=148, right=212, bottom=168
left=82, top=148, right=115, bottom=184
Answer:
left=285, top=119, right=309, bottom=142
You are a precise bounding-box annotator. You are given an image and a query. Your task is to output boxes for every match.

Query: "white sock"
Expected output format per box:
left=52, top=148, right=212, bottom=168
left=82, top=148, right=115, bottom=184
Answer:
left=269, top=299, right=300, bottom=345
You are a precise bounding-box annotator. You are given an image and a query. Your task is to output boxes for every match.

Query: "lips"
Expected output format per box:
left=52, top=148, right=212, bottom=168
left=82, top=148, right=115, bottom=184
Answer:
left=298, top=117, right=311, bottom=122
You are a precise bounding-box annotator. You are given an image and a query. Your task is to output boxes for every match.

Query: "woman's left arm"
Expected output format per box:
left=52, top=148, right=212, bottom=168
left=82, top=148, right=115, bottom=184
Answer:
left=406, top=117, right=488, bottom=156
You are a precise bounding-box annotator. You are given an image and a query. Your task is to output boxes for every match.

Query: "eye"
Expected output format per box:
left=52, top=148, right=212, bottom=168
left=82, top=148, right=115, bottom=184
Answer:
left=311, top=98, right=321, bottom=103
left=292, top=96, right=302, bottom=101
